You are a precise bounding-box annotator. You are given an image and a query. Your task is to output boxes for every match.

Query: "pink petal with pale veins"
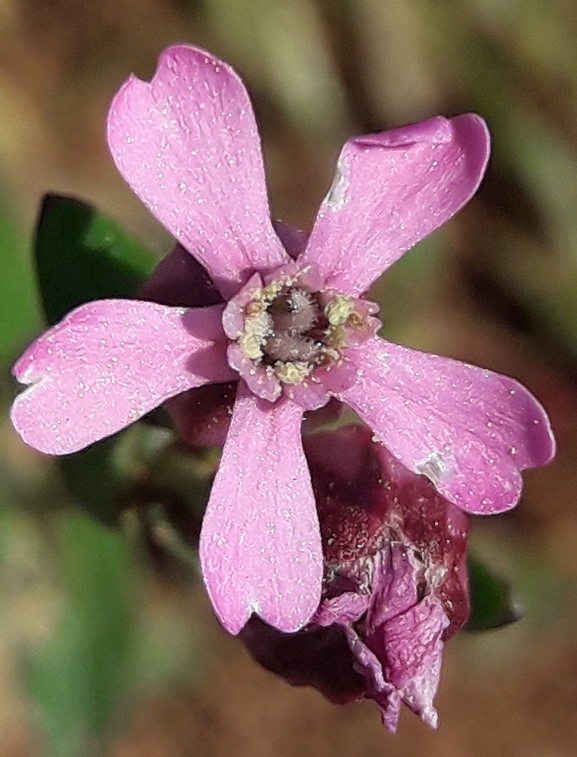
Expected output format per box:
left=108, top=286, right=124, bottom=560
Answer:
left=301, top=115, right=490, bottom=295
left=371, top=595, right=448, bottom=731
left=337, top=337, right=555, bottom=514
left=11, top=300, right=233, bottom=455
left=199, top=383, right=323, bottom=634
left=107, top=45, right=289, bottom=298
left=361, top=545, right=447, bottom=730
left=314, top=591, right=371, bottom=627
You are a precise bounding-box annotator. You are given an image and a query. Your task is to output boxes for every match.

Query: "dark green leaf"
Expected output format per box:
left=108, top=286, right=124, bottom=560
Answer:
left=465, top=554, right=521, bottom=631
left=58, top=437, right=126, bottom=528
left=35, top=194, right=155, bottom=325
left=34, top=194, right=157, bottom=526
left=0, top=213, right=41, bottom=362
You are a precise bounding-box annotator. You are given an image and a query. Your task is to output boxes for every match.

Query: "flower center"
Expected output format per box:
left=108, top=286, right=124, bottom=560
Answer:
left=239, top=283, right=358, bottom=385
left=223, top=268, right=381, bottom=404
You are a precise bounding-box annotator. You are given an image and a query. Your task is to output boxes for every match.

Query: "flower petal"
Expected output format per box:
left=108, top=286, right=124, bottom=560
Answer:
left=165, top=381, right=237, bottom=448
left=300, top=115, right=490, bottom=295
left=343, top=626, right=394, bottom=703
left=107, top=45, right=289, bottom=298
left=369, top=594, right=448, bottom=731
left=336, top=338, right=555, bottom=514
left=11, top=300, right=233, bottom=454
left=139, top=243, right=223, bottom=308
left=339, top=544, right=448, bottom=732
left=199, top=384, right=323, bottom=634
left=314, top=592, right=370, bottom=627
left=272, top=219, right=309, bottom=260
left=240, top=618, right=367, bottom=705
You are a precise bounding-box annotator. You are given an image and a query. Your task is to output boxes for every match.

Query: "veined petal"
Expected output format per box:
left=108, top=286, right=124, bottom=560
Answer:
left=351, top=527, right=452, bottom=731
left=336, top=337, right=555, bottom=514
left=11, top=300, right=233, bottom=454
left=369, top=594, right=448, bottom=731
left=301, top=115, right=490, bottom=295
left=107, top=45, right=289, bottom=298
left=199, top=383, right=323, bottom=634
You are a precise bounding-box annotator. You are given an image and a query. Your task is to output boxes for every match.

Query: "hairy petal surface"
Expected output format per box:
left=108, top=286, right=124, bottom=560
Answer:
left=301, top=115, right=490, bottom=295
left=199, top=383, right=323, bottom=634
left=11, top=300, right=233, bottom=454
left=337, top=337, right=555, bottom=514
left=107, top=45, right=288, bottom=298
left=349, top=590, right=448, bottom=732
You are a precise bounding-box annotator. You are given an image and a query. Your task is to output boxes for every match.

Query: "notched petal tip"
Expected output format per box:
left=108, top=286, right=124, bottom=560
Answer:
left=338, top=338, right=556, bottom=517
left=109, top=44, right=232, bottom=93
left=348, top=113, right=488, bottom=156
left=106, top=43, right=288, bottom=299
left=207, top=580, right=321, bottom=637
left=449, top=111, right=491, bottom=188
left=351, top=115, right=454, bottom=150
left=11, top=353, right=37, bottom=387
left=9, top=300, right=230, bottom=457
left=303, top=113, right=492, bottom=295
left=10, top=390, right=46, bottom=452
left=199, top=387, right=323, bottom=635
left=106, top=74, right=144, bottom=141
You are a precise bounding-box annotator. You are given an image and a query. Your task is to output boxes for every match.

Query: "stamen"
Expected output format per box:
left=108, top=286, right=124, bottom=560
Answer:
left=239, top=310, right=272, bottom=360
left=274, top=361, right=312, bottom=384
left=235, top=279, right=375, bottom=389
left=326, top=325, right=348, bottom=350
left=325, top=295, right=354, bottom=327
left=348, top=311, right=365, bottom=329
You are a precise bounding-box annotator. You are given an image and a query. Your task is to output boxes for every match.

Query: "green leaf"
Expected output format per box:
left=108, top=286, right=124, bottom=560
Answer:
left=35, top=194, right=155, bottom=325
left=465, top=554, right=521, bottom=631
left=58, top=437, right=126, bottom=528
left=25, top=513, right=136, bottom=757
left=34, top=194, right=157, bottom=526
left=0, top=213, right=41, bottom=362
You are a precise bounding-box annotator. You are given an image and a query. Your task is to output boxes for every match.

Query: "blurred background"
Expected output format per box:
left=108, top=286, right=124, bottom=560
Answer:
left=0, top=0, right=576, bottom=755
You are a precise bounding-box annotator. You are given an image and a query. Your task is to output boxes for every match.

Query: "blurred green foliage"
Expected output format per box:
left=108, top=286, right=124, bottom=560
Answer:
left=466, top=554, right=520, bottom=631
left=0, top=212, right=40, bottom=364
left=25, top=514, right=136, bottom=757
left=0, top=196, right=202, bottom=754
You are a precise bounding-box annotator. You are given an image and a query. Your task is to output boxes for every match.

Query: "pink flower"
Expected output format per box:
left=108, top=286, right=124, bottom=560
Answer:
left=242, top=424, right=471, bottom=731
left=10, top=45, right=555, bottom=636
